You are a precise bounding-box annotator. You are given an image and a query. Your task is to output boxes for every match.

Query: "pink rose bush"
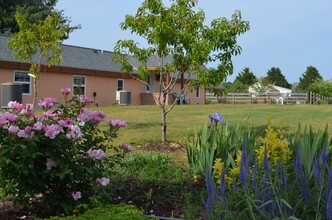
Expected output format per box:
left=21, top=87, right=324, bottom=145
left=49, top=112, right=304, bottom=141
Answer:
left=0, top=89, right=130, bottom=215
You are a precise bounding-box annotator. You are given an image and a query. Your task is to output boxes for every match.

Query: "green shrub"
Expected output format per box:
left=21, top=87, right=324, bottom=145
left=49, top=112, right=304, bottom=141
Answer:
left=123, top=153, right=188, bottom=184
left=43, top=203, right=148, bottom=220
left=0, top=89, right=129, bottom=215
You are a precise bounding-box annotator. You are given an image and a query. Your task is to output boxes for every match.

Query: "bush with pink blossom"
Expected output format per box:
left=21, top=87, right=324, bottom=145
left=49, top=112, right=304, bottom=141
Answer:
left=0, top=89, right=130, bottom=215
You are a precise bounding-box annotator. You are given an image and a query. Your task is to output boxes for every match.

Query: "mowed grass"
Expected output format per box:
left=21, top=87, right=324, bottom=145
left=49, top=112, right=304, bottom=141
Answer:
left=94, top=104, right=332, bottom=146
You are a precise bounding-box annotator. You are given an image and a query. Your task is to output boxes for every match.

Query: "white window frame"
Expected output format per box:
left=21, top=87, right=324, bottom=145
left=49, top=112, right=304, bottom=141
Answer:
left=196, top=86, right=200, bottom=98
left=14, top=71, right=31, bottom=95
left=117, top=79, right=124, bottom=91
left=73, top=75, right=86, bottom=96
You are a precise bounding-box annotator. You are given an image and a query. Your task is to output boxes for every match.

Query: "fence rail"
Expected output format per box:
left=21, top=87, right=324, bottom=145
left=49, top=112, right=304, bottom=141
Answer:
left=206, top=92, right=331, bottom=104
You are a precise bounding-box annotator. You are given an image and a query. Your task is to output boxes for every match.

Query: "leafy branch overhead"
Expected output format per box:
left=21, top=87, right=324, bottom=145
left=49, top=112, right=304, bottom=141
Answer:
left=8, top=12, right=70, bottom=78
left=113, top=0, right=250, bottom=88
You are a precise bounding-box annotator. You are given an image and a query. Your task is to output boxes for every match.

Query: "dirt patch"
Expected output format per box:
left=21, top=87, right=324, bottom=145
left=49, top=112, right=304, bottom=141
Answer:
left=145, top=141, right=187, bottom=153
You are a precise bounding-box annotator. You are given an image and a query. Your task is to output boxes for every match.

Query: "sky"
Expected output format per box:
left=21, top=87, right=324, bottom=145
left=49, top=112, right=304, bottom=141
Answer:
left=56, top=0, right=332, bottom=84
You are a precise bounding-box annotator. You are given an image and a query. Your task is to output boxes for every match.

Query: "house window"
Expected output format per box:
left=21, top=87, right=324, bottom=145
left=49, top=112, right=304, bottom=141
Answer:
left=196, top=87, right=200, bottom=98
left=117, top=79, right=124, bottom=91
left=14, top=71, right=31, bottom=95
left=73, top=75, right=86, bottom=96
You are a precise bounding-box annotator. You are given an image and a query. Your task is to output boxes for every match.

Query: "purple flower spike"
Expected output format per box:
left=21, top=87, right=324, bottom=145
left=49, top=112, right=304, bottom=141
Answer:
left=327, top=190, right=332, bottom=219
left=322, top=139, right=327, bottom=165
left=313, top=158, right=322, bottom=182
left=208, top=112, right=227, bottom=125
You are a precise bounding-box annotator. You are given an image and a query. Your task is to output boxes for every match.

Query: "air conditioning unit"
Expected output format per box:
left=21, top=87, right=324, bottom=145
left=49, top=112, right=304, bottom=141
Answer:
left=118, top=91, right=131, bottom=105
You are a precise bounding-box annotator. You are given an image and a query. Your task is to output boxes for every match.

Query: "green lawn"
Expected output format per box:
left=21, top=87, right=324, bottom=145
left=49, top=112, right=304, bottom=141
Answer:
left=94, top=104, right=332, bottom=146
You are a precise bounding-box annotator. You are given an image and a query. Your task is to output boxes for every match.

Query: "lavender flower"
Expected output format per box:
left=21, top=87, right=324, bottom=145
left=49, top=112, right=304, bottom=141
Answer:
left=313, top=158, right=322, bottom=182
left=327, top=190, right=332, bottom=219
left=322, top=139, right=327, bottom=165
left=301, top=173, right=309, bottom=203
left=232, top=174, right=238, bottom=192
left=295, top=147, right=302, bottom=179
left=203, top=168, right=216, bottom=215
left=208, top=112, right=227, bottom=125
left=328, top=168, right=332, bottom=191
left=280, top=165, right=287, bottom=188
left=220, top=166, right=227, bottom=204
left=251, top=157, right=258, bottom=189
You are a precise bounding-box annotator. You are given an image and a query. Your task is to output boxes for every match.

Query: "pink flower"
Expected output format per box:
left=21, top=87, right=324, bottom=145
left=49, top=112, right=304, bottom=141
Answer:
left=59, top=118, right=73, bottom=127
left=33, top=121, right=44, bottom=130
left=43, top=110, right=54, bottom=118
left=4, top=112, right=18, bottom=123
left=72, top=191, right=81, bottom=201
left=0, top=114, right=6, bottom=128
left=44, top=124, right=63, bottom=139
left=8, top=101, right=23, bottom=111
left=87, top=148, right=106, bottom=160
left=66, top=125, right=85, bottom=140
left=61, top=88, right=71, bottom=95
left=8, top=125, right=19, bottom=134
left=97, top=177, right=110, bottom=186
left=83, top=96, right=93, bottom=103
left=121, top=144, right=133, bottom=152
left=94, top=149, right=106, bottom=159
left=17, top=126, right=34, bottom=139
left=46, top=158, right=57, bottom=170
left=38, top=97, right=56, bottom=109
left=26, top=103, right=33, bottom=111
left=106, top=119, right=127, bottom=128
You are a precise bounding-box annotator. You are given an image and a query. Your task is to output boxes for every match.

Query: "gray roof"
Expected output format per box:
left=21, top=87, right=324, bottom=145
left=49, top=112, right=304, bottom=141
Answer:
left=0, top=35, right=205, bottom=81
left=0, top=34, right=167, bottom=73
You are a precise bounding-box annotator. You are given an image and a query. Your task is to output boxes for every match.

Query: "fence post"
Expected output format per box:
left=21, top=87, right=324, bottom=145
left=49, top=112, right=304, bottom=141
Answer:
left=250, top=93, right=252, bottom=104
left=232, top=93, right=235, bottom=104
left=267, top=92, right=270, bottom=104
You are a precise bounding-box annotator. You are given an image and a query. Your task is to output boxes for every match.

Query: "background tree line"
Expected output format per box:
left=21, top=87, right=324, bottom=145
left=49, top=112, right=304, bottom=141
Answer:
left=224, top=66, right=332, bottom=97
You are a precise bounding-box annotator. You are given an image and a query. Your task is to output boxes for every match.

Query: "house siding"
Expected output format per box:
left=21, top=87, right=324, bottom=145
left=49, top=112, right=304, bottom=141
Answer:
left=0, top=34, right=206, bottom=107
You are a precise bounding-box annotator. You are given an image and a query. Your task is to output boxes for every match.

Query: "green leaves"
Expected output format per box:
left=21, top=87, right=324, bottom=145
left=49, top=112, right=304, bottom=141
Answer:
left=8, top=12, right=69, bottom=78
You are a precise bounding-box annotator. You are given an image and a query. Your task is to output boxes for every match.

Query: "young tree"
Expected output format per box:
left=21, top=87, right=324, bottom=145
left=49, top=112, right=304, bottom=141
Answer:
left=0, top=0, right=78, bottom=38
left=266, top=67, right=291, bottom=88
left=113, top=0, right=249, bottom=142
left=308, top=79, right=332, bottom=97
left=298, top=66, right=322, bottom=91
left=8, top=12, right=70, bottom=106
left=235, top=67, right=257, bottom=86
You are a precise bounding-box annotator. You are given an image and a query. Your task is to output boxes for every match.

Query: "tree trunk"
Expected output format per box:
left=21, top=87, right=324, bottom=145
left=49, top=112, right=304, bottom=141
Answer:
left=161, top=92, right=167, bottom=143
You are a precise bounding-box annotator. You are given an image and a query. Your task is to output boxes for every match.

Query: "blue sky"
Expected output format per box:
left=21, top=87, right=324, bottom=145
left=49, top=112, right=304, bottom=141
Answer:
left=56, top=0, right=332, bottom=83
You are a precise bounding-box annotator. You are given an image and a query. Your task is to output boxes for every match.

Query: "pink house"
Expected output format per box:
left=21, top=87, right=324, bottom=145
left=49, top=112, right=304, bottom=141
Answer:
left=0, top=34, right=206, bottom=107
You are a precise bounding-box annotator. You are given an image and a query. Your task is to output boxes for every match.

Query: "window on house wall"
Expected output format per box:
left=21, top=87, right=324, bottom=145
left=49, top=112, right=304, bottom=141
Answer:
left=14, top=71, right=31, bottom=95
left=196, top=87, right=200, bottom=98
left=117, top=79, right=124, bottom=91
left=73, top=75, right=86, bottom=96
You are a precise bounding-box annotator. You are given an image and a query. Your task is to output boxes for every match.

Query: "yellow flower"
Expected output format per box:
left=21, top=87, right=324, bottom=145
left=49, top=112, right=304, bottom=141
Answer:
left=256, top=120, right=292, bottom=170
left=213, top=158, right=224, bottom=185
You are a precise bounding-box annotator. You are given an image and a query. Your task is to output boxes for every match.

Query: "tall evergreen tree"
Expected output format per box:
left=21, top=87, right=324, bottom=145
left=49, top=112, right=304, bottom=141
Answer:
left=0, top=0, right=79, bottom=38
left=298, top=66, right=322, bottom=91
left=266, top=67, right=291, bottom=88
left=235, top=67, right=257, bottom=85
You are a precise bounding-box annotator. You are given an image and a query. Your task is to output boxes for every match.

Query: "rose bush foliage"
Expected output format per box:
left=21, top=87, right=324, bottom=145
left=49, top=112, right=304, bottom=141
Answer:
left=0, top=89, right=130, bottom=215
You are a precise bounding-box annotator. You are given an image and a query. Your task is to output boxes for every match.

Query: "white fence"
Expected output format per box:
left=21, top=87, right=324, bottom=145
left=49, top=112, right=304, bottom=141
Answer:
left=206, top=92, right=331, bottom=104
